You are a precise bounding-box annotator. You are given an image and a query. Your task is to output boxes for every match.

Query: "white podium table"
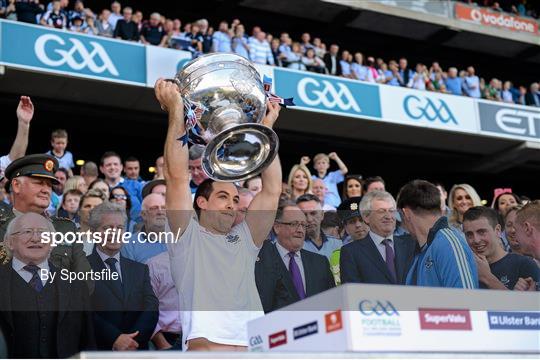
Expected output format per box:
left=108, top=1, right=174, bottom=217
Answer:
left=247, top=284, right=539, bottom=353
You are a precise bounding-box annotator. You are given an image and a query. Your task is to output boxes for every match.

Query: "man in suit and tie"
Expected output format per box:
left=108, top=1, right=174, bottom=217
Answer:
left=323, top=44, right=342, bottom=76
left=0, top=212, right=94, bottom=358
left=87, top=202, right=158, bottom=351
left=256, top=201, right=335, bottom=313
left=340, top=191, right=415, bottom=285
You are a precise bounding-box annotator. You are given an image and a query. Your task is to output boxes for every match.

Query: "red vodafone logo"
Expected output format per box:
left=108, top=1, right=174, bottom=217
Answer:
left=268, top=330, right=287, bottom=348
left=419, top=309, right=472, bottom=330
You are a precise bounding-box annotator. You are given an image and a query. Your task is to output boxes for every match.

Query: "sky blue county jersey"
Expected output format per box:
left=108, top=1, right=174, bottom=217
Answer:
left=406, top=217, right=478, bottom=289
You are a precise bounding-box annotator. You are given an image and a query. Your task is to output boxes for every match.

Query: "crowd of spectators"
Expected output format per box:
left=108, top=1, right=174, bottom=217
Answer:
left=0, top=82, right=539, bottom=356
left=1, top=0, right=539, bottom=107
left=459, top=0, right=540, bottom=18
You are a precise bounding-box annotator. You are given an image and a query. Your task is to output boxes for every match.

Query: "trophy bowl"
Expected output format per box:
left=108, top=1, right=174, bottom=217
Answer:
left=174, top=53, right=279, bottom=182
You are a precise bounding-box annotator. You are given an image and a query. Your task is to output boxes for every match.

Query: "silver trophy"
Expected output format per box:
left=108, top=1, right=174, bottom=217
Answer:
left=174, top=53, right=279, bottom=182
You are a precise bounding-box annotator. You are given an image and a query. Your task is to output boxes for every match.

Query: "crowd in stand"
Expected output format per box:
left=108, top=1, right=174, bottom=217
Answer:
left=2, top=0, right=540, bottom=107
left=460, top=0, right=540, bottom=18
left=0, top=91, right=538, bottom=356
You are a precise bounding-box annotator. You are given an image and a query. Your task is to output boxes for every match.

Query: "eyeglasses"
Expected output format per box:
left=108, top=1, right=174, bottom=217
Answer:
left=112, top=194, right=127, bottom=200
left=371, top=209, right=398, bottom=216
left=11, top=228, right=48, bottom=240
left=277, top=221, right=308, bottom=230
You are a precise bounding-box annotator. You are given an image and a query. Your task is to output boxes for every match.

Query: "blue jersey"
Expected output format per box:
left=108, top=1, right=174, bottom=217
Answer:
left=406, top=217, right=478, bottom=289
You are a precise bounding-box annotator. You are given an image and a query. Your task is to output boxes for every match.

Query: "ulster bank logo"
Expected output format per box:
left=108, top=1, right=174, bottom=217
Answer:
left=403, top=95, right=458, bottom=124
left=34, top=33, right=119, bottom=76
left=297, top=77, right=361, bottom=113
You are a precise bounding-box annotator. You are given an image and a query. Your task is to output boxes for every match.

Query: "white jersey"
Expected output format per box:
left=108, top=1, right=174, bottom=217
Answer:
left=168, top=217, right=264, bottom=348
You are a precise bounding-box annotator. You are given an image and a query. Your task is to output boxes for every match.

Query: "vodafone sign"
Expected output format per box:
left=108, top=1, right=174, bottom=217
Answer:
left=455, top=3, right=539, bottom=35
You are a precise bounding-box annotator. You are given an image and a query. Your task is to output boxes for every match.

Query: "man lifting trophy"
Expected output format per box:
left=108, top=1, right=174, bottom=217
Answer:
left=155, top=53, right=285, bottom=350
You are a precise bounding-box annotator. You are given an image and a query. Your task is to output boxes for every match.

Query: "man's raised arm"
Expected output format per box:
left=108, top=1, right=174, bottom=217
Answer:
left=8, top=96, right=34, bottom=162
left=245, top=101, right=282, bottom=248
left=155, top=79, right=193, bottom=237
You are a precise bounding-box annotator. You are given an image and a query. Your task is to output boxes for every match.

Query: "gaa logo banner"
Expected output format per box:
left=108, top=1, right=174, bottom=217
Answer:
left=0, top=20, right=146, bottom=85
left=274, top=68, right=382, bottom=118
left=379, top=85, right=478, bottom=133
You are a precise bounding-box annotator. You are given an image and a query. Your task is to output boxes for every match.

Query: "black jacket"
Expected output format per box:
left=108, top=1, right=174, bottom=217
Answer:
left=340, top=234, right=416, bottom=285
left=323, top=53, right=342, bottom=76
left=87, top=251, right=158, bottom=350
left=0, top=262, right=95, bottom=358
left=255, top=241, right=335, bottom=313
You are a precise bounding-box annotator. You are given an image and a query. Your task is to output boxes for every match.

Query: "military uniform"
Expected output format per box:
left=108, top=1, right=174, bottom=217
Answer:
left=0, top=154, right=93, bottom=292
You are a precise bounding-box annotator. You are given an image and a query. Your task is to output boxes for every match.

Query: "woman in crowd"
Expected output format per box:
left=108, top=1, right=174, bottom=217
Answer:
left=88, top=178, right=110, bottom=199
left=57, top=189, right=83, bottom=226
left=64, top=175, right=88, bottom=195
left=302, top=48, right=326, bottom=74
left=287, top=164, right=313, bottom=201
left=492, top=192, right=521, bottom=218
left=341, top=175, right=363, bottom=201
left=78, top=189, right=107, bottom=255
left=448, top=183, right=482, bottom=229
left=109, top=186, right=136, bottom=232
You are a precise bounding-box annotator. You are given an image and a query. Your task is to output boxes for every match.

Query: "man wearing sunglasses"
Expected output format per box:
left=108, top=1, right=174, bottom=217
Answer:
left=397, top=180, right=478, bottom=288
left=255, top=201, right=335, bottom=313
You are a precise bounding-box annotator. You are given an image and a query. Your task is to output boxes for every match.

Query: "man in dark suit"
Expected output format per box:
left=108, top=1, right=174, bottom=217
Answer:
left=323, top=44, right=342, bottom=76
left=0, top=213, right=95, bottom=358
left=256, top=201, right=335, bottom=313
left=87, top=202, right=158, bottom=351
left=524, top=82, right=540, bottom=107
left=341, top=191, right=415, bottom=285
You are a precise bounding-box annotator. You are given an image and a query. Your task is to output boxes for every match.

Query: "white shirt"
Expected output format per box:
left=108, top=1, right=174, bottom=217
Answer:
left=0, top=155, right=11, bottom=177
left=96, top=246, right=122, bottom=281
left=168, top=218, right=264, bottom=348
left=275, top=241, right=306, bottom=291
left=369, top=231, right=394, bottom=262
left=12, top=257, right=50, bottom=286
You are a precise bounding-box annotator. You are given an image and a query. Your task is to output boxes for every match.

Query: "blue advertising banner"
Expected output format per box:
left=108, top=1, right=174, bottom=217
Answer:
left=0, top=20, right=146, bottom=85
left=274, top=68, right=381, bottom=119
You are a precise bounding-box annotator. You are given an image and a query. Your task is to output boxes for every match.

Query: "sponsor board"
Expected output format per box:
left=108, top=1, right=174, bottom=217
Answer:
left=454, top=2, right=539, bottom=35
left=0, top=20, right=146, bottom=85
left=146, top=46, right=192, bottom=87
left=358, top=300, right=401, bottom=336
left=478, top=101, right=540, bottom=141
left=325, top=310, right=343, bottom=333
left=419, top=309, right=472, bottom=330
left=293, top=321, right=318, bottom=340
left=274, top=68, right=381, bottom=119
left=488, top=311, right=540, bottom=330
left=379, top=85, right=478, bottom=133
left=268, top=330, right=287, bottom=348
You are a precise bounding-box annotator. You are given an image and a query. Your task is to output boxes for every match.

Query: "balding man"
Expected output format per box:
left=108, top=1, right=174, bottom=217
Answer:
left=312, top=178, right=336, bottom=211
left=255, top=202, right=335, bottom=313
left=513, top=201, right=540, bottom=291
left=121, top=193, right=167, bottom=263
left=0, top=213, right=94, bottom=358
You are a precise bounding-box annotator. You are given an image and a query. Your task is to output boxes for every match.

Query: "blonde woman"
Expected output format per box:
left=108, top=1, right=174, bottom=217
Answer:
left=448, top=184, right=482, bottom=228
left=64, top=175, right=88, bottom=195
left=287, top=164, right=312, bottom=201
